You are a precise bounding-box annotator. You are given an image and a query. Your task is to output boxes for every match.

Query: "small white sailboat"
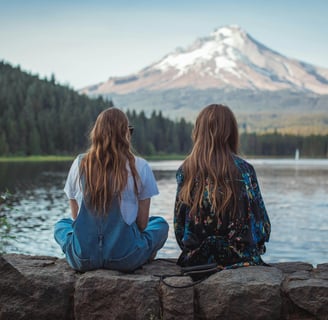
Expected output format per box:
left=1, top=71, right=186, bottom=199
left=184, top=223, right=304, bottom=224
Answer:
left=295, top=149, right=300, bottom=161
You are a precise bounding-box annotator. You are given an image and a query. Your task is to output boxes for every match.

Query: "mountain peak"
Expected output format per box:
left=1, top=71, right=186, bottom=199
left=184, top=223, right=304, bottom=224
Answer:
left=210, top=25, right=247, bottom=49
left=211, top=24, right=244, bottom=37
left=82, top=25, right=328, bottom=95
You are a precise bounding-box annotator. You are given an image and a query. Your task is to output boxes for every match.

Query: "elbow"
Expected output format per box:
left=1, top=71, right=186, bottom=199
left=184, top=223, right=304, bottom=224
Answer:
left=138, top=225, right=146, bottom=232
left=137, top=220, right=148, bottom=232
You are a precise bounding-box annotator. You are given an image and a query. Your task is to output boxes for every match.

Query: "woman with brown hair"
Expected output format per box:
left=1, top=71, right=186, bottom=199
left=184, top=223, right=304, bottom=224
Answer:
left=54, top=107, right=168, bottom=272
left=174, top=104, right=271, bottom=268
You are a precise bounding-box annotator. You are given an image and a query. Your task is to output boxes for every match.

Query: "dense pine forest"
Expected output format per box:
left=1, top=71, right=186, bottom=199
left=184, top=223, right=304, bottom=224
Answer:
left=240, top=133, right=328, bottom=158
left=0, top=61, right=192, bottom=156
left=0, top=61, right=327, bottom=158
left=0, top=61, right=112, bottom=155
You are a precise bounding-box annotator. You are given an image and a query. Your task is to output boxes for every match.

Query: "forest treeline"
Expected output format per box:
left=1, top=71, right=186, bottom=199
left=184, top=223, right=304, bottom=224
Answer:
left=239, top=133, right=328, bottom=158
left=0, top=61, right=192, bottom=156
left=0, top=61, right=112, bottom=155
left=0, top=61, right=327, bottom=158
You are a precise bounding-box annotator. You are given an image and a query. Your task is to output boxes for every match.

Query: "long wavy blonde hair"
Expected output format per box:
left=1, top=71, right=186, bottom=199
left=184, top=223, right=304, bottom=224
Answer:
left=80, top=108, right=139, bottom=215
left=178, top=104, right=240, bottom=218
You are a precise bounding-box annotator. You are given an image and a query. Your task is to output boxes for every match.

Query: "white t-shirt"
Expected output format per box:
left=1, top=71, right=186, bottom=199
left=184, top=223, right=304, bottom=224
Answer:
left=64, top=155, right=159, bottom=225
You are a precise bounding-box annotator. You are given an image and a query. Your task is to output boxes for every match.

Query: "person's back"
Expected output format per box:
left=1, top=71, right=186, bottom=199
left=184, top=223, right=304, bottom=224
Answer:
left=174, top=104, right=271, bottom=268
left=54, top=108, right=169, bottom=272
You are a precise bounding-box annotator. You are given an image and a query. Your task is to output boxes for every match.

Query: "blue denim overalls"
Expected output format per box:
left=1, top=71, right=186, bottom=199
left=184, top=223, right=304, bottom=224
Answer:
left=54, top=197, right=168, bottom=272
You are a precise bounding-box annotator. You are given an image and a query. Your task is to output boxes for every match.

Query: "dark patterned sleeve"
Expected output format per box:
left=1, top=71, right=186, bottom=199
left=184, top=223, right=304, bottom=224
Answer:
left=248, top=166, right=271, bottom=244
left=174, top=166, right=187, bottom=250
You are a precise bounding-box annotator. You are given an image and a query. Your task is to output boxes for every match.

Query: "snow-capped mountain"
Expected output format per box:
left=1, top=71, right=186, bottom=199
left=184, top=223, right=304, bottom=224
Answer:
left=82, top=25, right=328, bottom=96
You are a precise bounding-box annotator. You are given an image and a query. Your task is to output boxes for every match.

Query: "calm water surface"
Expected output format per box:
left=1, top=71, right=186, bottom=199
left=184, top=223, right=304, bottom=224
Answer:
left=1, top=159, right=327, bottom=266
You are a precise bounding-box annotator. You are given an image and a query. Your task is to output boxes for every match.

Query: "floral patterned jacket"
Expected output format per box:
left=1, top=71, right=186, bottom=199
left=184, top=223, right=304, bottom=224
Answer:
left=174, top=155, right=271, bottom=267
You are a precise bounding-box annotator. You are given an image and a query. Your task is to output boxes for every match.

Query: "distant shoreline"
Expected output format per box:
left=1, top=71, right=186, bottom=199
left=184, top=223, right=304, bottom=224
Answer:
left=0, top=154, right=187, bottom=162
left=0, top=154, right=327, bottom=163
left=0, top=156, right=74, bottom=162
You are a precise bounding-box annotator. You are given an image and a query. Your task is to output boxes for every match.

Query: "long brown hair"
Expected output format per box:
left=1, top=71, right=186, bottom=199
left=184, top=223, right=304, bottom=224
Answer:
left=178, top=104, right=240, bottom=218
left=80, top=107, right=139, bottom=215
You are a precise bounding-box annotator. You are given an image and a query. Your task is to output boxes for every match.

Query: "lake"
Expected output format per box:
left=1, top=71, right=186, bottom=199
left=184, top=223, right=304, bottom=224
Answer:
left=1, top=158, right=328, bottom=266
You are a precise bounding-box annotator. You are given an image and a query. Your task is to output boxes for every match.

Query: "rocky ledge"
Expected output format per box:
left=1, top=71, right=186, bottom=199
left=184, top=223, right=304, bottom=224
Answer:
left=0, top=254, right=327, bottom=320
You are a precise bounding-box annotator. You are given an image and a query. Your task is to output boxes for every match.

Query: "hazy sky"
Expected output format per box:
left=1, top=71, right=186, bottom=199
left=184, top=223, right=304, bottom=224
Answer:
left=1, top=0, right=327, bottom=89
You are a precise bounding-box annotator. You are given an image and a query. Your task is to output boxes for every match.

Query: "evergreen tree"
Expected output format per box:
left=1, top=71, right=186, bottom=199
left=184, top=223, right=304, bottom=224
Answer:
left=0, top=131, right=9, bottom=155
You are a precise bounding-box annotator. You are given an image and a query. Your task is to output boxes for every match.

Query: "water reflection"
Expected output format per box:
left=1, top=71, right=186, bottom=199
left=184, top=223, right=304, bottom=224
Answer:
left=0, top=161, right=71, bottom=191
left=1, top=159, right=328, bottom=266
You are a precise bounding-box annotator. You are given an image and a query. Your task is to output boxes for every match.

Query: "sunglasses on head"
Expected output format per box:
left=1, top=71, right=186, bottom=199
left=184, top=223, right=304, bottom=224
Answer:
left=128, top=125, right=134, bottom=134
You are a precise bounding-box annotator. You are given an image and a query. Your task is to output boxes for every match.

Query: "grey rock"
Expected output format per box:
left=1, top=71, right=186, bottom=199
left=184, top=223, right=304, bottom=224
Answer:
left=283, top=272, right=328, bottom=320
left=1, top=254, right=328, bottom=320
left=159, top=276, right=194, bottom=320
left=1, top=254, right=75, bottom=320
left=195, top=266, right=284, bottom=320
left=75, top=271, right=159, bottom=320
left=317, top=263, right=328, bottom=272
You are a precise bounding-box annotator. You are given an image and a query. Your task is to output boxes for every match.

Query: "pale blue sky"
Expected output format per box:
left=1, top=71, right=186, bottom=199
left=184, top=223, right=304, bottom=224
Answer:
left=1, top=0, right=327, bottom=89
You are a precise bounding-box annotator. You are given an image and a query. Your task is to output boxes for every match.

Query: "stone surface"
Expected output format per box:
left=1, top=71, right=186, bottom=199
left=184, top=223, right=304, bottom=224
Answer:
left=195, top=266, right=284, bottom=320
left=0, top=254, right=75, bottom=320
left=1, top=254, right=328, bottom=320
left=270, top=261, right=313, bottom=274
left=282, top=267, right=328, bottom=320
left=75, top=271, right=160, bottom=320
left=159, top=276, right=194, bottom=320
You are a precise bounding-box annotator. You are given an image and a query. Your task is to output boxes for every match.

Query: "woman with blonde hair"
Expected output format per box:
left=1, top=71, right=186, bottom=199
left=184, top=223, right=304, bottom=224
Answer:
left=54, top=107, right=168, bottom=272
left=174, top=104, right=270, bottom=268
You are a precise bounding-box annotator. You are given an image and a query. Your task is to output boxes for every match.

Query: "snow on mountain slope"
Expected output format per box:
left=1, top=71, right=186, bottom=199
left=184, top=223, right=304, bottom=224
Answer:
left=82, top=25, right=328, bottom=95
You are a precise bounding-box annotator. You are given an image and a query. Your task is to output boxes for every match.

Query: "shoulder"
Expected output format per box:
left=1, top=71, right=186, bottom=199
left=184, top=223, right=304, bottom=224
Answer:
left=232, top=155, right=255, bottom=173
left=134, top=156, right=154, bottom=177
left=70, top=153, right=86, bottom=168
left=134, top=156, right=148, bottom=166
left=78, top=153, right=86, bottom=159
left=176, top=165, right=184, bottom=184
left=134, top=156, right=150, bottom=170
left=68, top=153, right=87, bottom=178
left=70, top=155, right=81, bottom=171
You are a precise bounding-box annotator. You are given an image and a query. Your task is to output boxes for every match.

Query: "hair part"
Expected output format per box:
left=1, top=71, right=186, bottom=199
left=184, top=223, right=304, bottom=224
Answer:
left=179, top=104, right=240, bottom=218
left=80, top=107, right=139, bottom=215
